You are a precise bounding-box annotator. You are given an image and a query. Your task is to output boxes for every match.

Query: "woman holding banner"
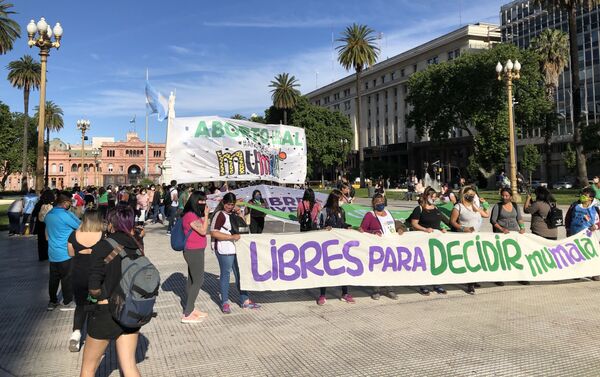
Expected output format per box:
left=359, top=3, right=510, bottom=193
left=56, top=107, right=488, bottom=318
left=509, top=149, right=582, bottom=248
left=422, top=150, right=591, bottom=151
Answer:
left=317, top=190, right=354, bottom=305
left=523, top=186, right=558, bottom=240
left=449, top=186, right=489, bottom=294
left=210, top=193, right=260, bottom=314
left=245, top=189, right=268, bottom=234
left=409, top=187, right=448, bottom=295
left=297, top=188, right=321, bottom=232
left=360, top=193, right=404, bottom=300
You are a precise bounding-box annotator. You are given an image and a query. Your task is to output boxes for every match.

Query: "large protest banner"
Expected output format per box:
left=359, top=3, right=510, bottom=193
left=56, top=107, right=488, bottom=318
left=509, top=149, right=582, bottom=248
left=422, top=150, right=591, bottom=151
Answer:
left=169, top=117, right=307, bottom=184
left=236, top=229, right=600, bottom=291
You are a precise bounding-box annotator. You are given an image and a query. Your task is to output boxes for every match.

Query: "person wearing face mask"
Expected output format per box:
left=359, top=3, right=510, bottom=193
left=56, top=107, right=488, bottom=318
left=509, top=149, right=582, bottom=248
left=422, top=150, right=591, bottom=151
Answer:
left=360, top=194, right=404, bottom=300
left=450, top=186, right=489, bottom=294
left=180, top=191, right=210, bottom=323
left=245, top=189, right=268, bottom=234
left=410, top=187, right=449, bottom=295
left=565, top=187, right=599, bottom=237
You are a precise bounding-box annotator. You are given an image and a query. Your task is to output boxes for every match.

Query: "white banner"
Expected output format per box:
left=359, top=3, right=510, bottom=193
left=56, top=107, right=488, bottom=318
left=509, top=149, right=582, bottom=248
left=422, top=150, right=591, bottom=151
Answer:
left=207, top=184, right=328, bottom=212
left=236, top=229, right=600, bottom=291
left=168, top=116, right=307, bottom=184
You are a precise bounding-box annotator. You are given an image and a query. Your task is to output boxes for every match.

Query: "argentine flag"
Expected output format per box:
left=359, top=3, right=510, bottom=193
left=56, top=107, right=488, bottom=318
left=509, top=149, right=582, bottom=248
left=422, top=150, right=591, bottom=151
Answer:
left=145, top=80, right=169, bottom=121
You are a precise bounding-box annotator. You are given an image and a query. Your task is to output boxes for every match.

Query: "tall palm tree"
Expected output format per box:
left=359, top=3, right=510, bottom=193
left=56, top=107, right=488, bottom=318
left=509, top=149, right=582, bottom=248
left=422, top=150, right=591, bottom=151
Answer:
left=269, top=73, right=300, bottom=125
left=0, top=1, right=20, bottom=54
left=336, top=23, right=379, bottom=187
left=531, top=28, right=569, bottom=187
left=34, top=101, right=63, bottom=187
left=7, top=55, right=41, bottom=191
left=534, top=0, right=600, bottom=187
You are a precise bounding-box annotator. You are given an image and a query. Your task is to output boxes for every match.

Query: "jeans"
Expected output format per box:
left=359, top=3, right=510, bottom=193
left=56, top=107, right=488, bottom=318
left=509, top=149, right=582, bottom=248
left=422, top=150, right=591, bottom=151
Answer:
left=152, top=204, right=165, bottom=222
left=49, top=259, right=73, bottom=304
left=167, top=206, right=179, bottom=232
left=8, top=212, right=20, bottom=234
left=215, top=253, right=248, bottom=306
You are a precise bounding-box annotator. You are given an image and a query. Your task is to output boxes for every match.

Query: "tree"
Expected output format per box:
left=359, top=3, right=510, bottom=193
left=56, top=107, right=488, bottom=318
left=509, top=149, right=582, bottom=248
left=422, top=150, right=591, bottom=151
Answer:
left=0, top=1, right=20, bottom=55
left=563, top=143, right=577, bottom=173
left=406, top=43, right=551, bottom=175
left=534, top=0, right=600, bottom=187
left=336, top=23, right=380, bottom=187
left=230, top=114, right=247, bottom=120
left=0, top=102, right=36, bottom=190
left=268, top=73, right=300, bottom=125
left=7, top=55, right=42, bottom=191
left=34, top=101, right=63, bottom=187
left=522, top=144, right=542, bottom=185
left=531, top=28, right=569, bottom=186
left=290, top=97, right=353, bottom=182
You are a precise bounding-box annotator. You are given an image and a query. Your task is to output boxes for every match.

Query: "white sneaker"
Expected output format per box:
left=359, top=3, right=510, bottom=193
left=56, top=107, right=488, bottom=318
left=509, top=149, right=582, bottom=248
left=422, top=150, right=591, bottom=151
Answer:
left=69, top=330, right=81, bottom=352
left=59, top=301, right=76, bottom=311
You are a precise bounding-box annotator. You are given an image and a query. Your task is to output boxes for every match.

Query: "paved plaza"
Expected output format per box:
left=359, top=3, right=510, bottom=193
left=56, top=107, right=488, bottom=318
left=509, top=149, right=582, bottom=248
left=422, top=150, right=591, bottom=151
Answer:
left=2, top=200, right=600, bottom=376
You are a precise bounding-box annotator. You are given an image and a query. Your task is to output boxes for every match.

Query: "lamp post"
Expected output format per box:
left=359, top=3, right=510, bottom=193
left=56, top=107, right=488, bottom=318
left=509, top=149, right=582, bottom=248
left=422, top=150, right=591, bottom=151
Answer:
left=340, top=138, right=348, bottom=177
left=496, top=59, right=521, bottom=201
left=27, top=18, right=63, bottom=193
left=92, top=149, right=100, bottom=186
left=76, top=119, right=90, bottom=187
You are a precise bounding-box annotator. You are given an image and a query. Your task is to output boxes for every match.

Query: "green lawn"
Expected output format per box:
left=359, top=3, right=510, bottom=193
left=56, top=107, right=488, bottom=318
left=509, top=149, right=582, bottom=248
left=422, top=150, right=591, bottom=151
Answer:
left=0, top=204, right=9, bottom=231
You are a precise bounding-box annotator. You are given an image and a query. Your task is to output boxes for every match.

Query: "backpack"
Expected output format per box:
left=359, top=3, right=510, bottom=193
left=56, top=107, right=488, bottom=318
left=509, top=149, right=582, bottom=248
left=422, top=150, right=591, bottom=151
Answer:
left=104, top=238, right=160, bottom=328
left=164, top=188, right=174, bottom=207
left=545, top=203, right=564, bottom=229
left=299, top=202, right=316, bottom=232
left=170, top=216, right=194, bottom=251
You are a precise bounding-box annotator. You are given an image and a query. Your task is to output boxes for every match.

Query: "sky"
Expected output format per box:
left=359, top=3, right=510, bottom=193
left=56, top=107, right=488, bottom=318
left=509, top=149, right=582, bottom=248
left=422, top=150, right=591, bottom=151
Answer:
left=1, top=0, right=506, bottom=145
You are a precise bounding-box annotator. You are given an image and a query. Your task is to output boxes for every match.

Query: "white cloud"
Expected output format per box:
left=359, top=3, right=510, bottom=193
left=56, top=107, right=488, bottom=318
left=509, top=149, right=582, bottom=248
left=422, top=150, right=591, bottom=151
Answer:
left=168, top=45, right=192, bottom=55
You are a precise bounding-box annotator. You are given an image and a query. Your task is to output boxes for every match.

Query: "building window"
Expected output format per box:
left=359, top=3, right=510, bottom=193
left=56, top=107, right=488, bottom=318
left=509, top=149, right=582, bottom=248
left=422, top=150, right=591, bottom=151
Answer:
left=334, top=93, right=340, bottom=100
left=344, top=101, right=351, bottom=110
left=413, top=64, right=418, bottom=73
left=108, top=164, right=113, bottom=172
left=343, top=88, right=351, bottom=97
left=376, top=93, right=379, bottom=101
left=427, top=56, right=439, bottom=65
left=71, top=164, right=78, bottom=172
left=401, top=68, right=405, bottom=77
left=51, top=163, right=57, bottom=173
left=153, top=150, right=162, bottom=158
left=448, top=49, right=460, bottom=61
left=365, top=82, right=369, bottom=90
left=391, top=71, right=396, bottom=80
left=372, top=79, right=376, bottom=87
left=381, top=75, right=385, bottom=84
left=315, top=100, right=321, bottom=106
left=120, top=165, right=124, bottom=172
left=107, top=150, right=115, bottom=157
left=323, top=96, right=330, bottom=104
left=333, top=104, right=340, bottom=110
left=59, top=163, right=64, bottom=172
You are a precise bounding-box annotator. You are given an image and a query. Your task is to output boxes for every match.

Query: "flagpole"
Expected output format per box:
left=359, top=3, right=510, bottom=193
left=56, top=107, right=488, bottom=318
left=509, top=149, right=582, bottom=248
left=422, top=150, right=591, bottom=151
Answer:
left=145, top=68, right=150, bottom=180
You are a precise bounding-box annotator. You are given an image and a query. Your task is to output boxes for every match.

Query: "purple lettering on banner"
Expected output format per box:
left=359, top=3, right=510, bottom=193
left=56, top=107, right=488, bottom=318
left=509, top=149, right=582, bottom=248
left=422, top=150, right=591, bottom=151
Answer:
left=270, top=239, right=279, bottom=281
left=369, top=246, right=385, bottom=272
left=565, top=243, right=586, bottom=262
left=277, top=243, right=301, bottom=281
left=412, top=247, right=427, bottom=271
left=548, top=245, right=573, bottom=269
left=383, top=247, right=397, bottom=272
left=300, top=241, right=324, bottom=278
left=322, top=239, right=345, bottom=276
left=342, top=241, right=363, bottom=276
left=283, top=196, right=296, bottom=206
left=269, top=197, right=283, bottom=206
left=250, top=241, right=271, bottom=282
left=397, top=247, right=412, bottom=271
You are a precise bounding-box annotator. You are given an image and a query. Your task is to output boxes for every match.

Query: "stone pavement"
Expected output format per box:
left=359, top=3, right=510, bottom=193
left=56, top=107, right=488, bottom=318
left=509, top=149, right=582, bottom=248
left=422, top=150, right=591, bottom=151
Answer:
left=2, top=205, right=599, bottom=376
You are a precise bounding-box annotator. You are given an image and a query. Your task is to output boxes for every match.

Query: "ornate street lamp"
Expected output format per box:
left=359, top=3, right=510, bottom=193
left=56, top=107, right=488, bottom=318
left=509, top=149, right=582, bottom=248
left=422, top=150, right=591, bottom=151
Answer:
left=76, top=119, right=90, bottom=187
left=92, top=149, right=100, bottom=186
left=27, top=17, right=63, bottom=192
left=496, top=59, right=521, bottom=201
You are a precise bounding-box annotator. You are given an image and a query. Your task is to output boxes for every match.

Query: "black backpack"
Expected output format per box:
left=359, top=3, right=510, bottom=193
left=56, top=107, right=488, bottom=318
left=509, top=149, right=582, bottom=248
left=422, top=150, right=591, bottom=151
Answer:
left=164, top=188, right=174, bottom=207
left=299, top=203, right=316, bottom=232
left=545, top=202, right=564, bottom=229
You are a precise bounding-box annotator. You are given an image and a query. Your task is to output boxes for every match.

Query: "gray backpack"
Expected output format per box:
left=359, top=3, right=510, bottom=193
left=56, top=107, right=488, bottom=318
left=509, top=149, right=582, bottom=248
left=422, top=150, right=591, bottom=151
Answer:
left=104, top=238, right=160, bottom=328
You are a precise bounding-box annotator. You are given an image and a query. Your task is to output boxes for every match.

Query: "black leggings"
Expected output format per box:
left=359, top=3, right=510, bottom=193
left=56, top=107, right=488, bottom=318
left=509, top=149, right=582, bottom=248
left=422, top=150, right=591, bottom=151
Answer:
left=320, top=286, right=348, bottom=296
left=183, top=249, right=206, bottom=316
left=72, top=257, right=90, bottom=331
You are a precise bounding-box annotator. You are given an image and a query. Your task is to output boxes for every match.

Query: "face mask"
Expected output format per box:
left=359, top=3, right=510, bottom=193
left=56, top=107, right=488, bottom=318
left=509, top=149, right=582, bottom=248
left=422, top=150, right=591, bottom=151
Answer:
left=374, top=203, right=385, bottom=212
left=427, top=198, right=435, bottom=205
left=595, top=179, right=600, bottom=184
left=464, top=194, right=474, bottom=202
left=580, top=195, right=590, bottom=203
left=198, top=204, right=206, bottom=213
left=254, top=195, right=262, bottom=201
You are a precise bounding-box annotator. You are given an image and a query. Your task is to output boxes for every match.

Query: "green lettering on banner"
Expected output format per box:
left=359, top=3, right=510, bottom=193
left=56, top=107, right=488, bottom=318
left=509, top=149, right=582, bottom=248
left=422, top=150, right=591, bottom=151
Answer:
left=446, top=240, right=466, bottom=274
left=576, top=238, right=599, bottom=258
left=281, top=131, right=294, bottom=146
left=541, top=247, right=557, bottom=268
left=429, top=239, right=447, bottom=276
left=482, top=241, right=500, bottom=271
left=502, top=238, right=523, bottom=270
left=526, top=250, right=548, bottom=277
left=475, top=236, right=488, bottom=271
left=272, top=130, right=281, bottom=145
left=462, top=240, right=482, bottom=272
left=239, top=126, right=250, bottom=139
left=294, top=132, right=303, bottom=146
left=195, top=120, right=210, bottom=137
left=260, top=129, right=269, bottom=144
left=211, top=121, right=225, bottom=137
left=495, top=235, right=507, bottom=270
left=225, top=122, right=240, bottom=137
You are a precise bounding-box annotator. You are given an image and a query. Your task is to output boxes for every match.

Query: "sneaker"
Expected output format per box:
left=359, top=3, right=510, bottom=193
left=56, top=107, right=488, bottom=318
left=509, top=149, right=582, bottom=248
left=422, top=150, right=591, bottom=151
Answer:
left=166, top=231, right=171, bottom=235
left=466, top=284, right=475, bottom=295
left=317, top=295, right=327, bottom=306
left=434, top=286, right=447, bottom=295
left=68, top=330, right=81, bottom=352
left=371, top=292, right=381, bottom=300
left=591, top=276, right=600, bottom=281
left=191, top=309, right=208, bottom=318
left=419, top=287, right=430, bottom=296
left=47, top=301, right=59, bottom=311
left=221, top=303, right=231, bottom=314
left=242, top=301, right=261, bottom=309
left=59, top=301, right=76, bottom=311
left=386, top=291, right=398, bottom=300
left=181, top=312, right=204, bottom=324
left=341, top=294, right=355, bottom=303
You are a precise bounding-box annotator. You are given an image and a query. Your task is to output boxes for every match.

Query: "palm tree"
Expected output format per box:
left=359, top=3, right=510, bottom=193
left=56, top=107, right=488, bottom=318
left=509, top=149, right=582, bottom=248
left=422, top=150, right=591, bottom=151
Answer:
left=534, top=0, right=600, bottom=187
left=0, top=1, right=20, bottom=54
left=7, top=55, right=41, bottom=191
left=34, top=101, right=63, bottom=187
left=269, top=73, right=300, bottom=125
left=336, top=23, right=379, bottom=187
left=531, top=28, right=569, bottom=187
